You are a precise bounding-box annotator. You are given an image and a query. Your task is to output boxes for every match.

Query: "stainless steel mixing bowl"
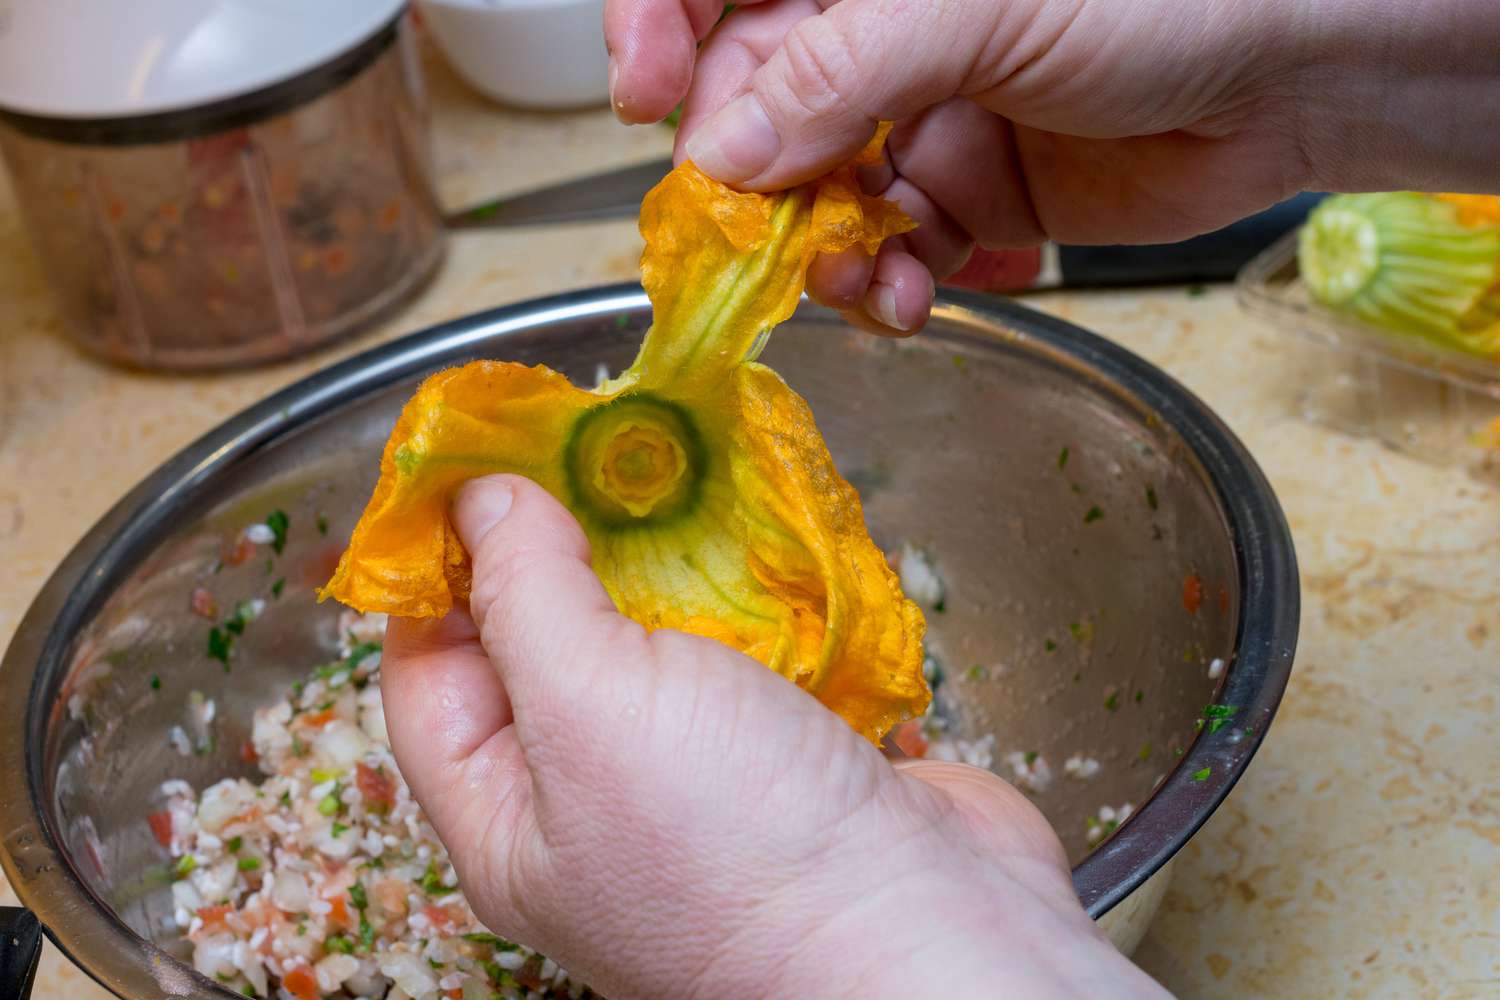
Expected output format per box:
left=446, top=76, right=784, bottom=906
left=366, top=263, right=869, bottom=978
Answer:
left=0, top=287, right=1297, bottom=998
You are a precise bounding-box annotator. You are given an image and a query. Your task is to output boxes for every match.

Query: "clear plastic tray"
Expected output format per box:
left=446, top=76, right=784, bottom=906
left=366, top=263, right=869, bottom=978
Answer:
left=1236, top=230, right=1500, bottom=465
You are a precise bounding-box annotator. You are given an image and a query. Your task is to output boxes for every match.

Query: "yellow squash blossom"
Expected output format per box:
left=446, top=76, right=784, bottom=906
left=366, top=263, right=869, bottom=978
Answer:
left=1300, top=192, right=1500, bottom=356
left=322, top=130, right=930, bottom=742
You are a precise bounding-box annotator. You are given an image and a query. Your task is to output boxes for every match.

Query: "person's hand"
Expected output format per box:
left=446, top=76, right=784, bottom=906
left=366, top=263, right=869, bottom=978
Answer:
left=604, top=0, right=1500, bottom=334
left=382, top=474, right=1169, bottom=998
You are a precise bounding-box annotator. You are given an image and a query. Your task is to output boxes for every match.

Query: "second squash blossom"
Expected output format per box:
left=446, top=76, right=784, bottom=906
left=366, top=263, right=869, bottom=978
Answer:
left=323, top=130, right=931, bottom=743
left=1299, top=192, right=1500, bottom=356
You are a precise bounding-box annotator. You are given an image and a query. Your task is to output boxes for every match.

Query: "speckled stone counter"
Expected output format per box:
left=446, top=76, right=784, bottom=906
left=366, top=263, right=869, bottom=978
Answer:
left=3, top=44, right=1498, bottom=1000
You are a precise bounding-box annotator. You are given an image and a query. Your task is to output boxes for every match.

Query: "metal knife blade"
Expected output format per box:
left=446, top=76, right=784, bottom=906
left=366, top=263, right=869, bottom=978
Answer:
left=445, top=157, right=673, bottom=229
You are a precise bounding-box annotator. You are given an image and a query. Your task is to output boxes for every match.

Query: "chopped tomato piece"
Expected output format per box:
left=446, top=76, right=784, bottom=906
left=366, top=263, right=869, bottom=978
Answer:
left=327, top=895, right=352, bottom=929
left=301, top=707, right=337, bottom=728
left=222, top=536, right=255, bottom=567
left=889, top=719, right=928, bottom=758
left=1182, top=573, right=1205, bottom=615
left=196, top=904, right=235, bottom=930
left=424, top=904, right=455, bottom=932
left=239, top=740, right=259, bottom=765
left=282, top=964, right=320, bottom=1000
left=190, top=587, right=218, bottom=619
left=356, top=763, right=395, bottom=813
left=147, top=811, right=174, bottom=847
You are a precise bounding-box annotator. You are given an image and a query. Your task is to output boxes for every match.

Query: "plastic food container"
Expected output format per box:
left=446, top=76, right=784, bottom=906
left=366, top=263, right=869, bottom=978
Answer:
left=1238, top=230, right=1500, bottom=465
left=0, top=1, right=444, bottom=370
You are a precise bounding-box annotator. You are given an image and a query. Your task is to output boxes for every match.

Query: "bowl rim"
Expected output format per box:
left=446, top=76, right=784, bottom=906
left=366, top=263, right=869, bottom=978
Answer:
left=0, top=285, right=1298, bottom=998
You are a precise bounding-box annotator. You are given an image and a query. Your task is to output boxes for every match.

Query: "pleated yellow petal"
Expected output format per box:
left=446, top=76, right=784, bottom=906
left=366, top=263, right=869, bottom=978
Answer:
left=320, top=362, right=593, bottom=618
left=728, top=363, right=928, bottom=741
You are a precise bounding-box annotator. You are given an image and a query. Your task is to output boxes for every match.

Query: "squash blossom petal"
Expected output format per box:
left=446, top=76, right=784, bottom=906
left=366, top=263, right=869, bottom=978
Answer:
left=322, top=127, right=929, bottom=742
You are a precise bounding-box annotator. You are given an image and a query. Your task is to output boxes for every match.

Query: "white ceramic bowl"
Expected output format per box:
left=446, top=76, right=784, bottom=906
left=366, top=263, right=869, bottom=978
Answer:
left=418, top=0, right=610, bottom=110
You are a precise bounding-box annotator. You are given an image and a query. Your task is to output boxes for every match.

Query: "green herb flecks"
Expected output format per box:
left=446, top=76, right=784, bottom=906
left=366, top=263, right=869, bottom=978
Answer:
left=208, top=627, right=233, bottom=668
left=1191, top=766, right=1212, bottom=781
left=1199, top=703, right=1240, bottom=734
left=1084, top=505, right=1104, bottom=523
left=265, top=509, right=290, bottom=555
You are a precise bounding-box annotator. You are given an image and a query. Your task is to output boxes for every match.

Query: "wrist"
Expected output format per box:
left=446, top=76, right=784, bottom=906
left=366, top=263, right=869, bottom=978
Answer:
left=1292, top=0, right=1500, bottom=194
left=687, top=820, right=1159, bottom=1000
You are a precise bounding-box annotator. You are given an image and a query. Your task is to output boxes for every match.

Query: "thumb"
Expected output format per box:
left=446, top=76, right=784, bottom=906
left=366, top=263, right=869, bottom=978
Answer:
left=682, top=0, right=1003, bottom=189
left=452, top=474, right=634, bottom=718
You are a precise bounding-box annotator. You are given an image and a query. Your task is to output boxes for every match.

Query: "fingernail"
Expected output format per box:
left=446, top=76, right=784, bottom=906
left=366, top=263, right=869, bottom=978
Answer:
left=607, top=57, right=622, bottom=118
left=452, top=477, right=515, bottom=550
left=866, top=283, right=909, bottom=331
left=683, top=93, right=780, bottom=184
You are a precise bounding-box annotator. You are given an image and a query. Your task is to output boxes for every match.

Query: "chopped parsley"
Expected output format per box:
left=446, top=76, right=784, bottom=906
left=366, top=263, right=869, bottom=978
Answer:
left=1057, top=446, right=1070, bottom=470
left=226, top=836, right=243, bottom=853
left=350, top=882, right=375, bottom=951
left=331, top=821, right=349, bottom=837
left=1200, top=703, right=1240, bottom=734
left=464, top=933, right=521, bottom=951
left=149, top=674, right=161, bottom=691
left=1023, top=751, right=1038, bottom=765
left=236, top=856, right=260, bottom=871
left=279, top=789, right=292, bottom=808
left=1191, top=766, right=1212, bottom=781
left=1146, top=485, right=1159, bottom=510
left=1134, top=690, right=1145, bottom=703
left=1104, top=691, right=1120, bottom=712
left=1043, top=638, right=1057, bottom=653
left=265, top=509, right=290, bottom=555
left=271, top=577, right=286, bottom=599
left=325, top=935, right=354, bottom=954
left=207, top=627, right=233, bottom=667
left=317, top=791, right=341, bottom=816
left=348, top=882, right=368, bottom=911
left=932, top=598, right=946, bottom=613
left=420, top=861, right=444, bottom=895
left=1084, top=505, right=1104, bottom=523
left=316, top=512, right=329, bottom=536
left=173, top=855, right=198, bottom=878
left=966, top=664, right=987, bottom=681
left=1138, top=742, right=1152, bottom=762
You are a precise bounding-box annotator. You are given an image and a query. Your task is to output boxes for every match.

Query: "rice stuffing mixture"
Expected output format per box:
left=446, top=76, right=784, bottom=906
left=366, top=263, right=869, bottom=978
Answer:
left=153, top=612, right=591, bottom=1000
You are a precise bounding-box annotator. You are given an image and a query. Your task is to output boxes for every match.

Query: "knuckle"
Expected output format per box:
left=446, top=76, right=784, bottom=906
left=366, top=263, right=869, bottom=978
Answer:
left=766, top=17, right=865, bottom=123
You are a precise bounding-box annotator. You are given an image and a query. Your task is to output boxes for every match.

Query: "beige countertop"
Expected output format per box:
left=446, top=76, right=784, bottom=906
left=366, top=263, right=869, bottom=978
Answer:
left=3, top=43, right=1499, bottom=1000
